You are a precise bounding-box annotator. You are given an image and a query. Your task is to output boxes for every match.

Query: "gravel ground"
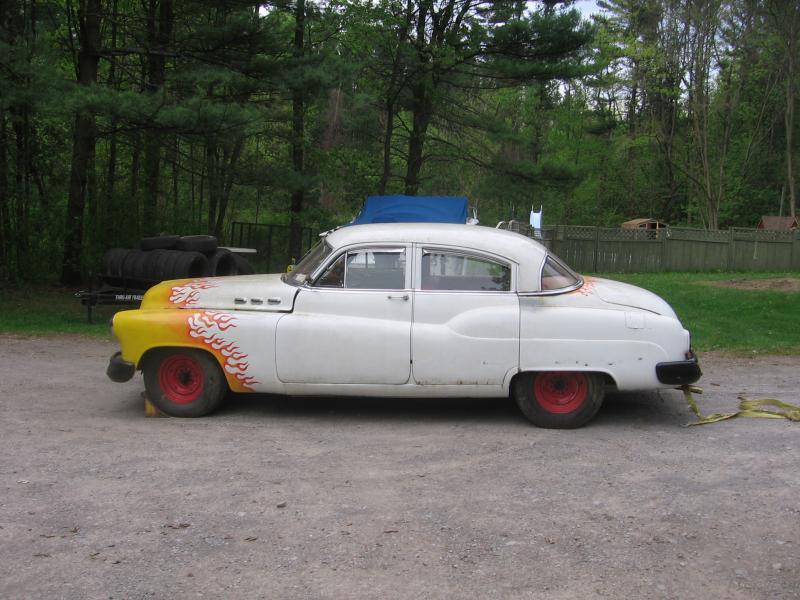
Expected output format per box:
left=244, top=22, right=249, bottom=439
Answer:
left=0, top=334, right=798, bottom=600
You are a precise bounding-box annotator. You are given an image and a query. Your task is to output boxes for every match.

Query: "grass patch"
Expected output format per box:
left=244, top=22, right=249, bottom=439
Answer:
left=0, top=285, right=118, bottom=338
left=602, top=272, right=800, bottom=354
left=2, top=274, right=799, bottom=354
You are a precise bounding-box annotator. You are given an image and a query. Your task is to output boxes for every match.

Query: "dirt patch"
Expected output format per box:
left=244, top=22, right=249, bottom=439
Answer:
left=1, top=335, right=799, bottom=599
left=704, top=277, right=800, bottom=292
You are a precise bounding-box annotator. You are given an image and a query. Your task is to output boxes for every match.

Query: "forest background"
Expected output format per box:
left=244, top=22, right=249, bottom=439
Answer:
left=0, top=0, right=798, bottom=284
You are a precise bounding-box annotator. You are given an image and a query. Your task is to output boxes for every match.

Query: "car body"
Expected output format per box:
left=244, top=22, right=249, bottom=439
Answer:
left=107, top=223, right=700, bottom=427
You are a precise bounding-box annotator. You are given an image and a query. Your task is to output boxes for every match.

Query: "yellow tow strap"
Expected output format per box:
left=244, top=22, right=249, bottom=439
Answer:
left=682, top=385, right=800, bottom=426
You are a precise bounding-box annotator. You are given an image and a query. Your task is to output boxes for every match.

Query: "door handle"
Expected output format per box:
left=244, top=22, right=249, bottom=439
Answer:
left=387, top=294, right=409, bottom=301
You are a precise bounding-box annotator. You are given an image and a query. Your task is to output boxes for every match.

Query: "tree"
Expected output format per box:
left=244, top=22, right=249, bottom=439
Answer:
left=62, top=0, right=104, bottom=284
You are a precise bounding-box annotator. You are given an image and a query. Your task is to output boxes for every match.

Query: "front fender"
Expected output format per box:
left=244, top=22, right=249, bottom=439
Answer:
left=112, top=308, right=265, bottom=393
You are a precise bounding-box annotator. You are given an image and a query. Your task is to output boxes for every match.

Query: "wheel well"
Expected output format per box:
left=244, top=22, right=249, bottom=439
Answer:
left=138, top=346, right=220, bottom=373
left=508, top=370, right=617, bottom=396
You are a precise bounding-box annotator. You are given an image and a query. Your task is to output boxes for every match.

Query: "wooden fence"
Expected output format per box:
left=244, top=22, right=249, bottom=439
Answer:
left=231, top=219, right=800, bottom=274
left=506, top=223, right=800, bottom=273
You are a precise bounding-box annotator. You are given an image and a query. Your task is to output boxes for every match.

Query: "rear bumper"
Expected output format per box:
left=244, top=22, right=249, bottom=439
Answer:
left=107, top=351, right=136, bottom=383
left=656, top=357, right=702, bottom=386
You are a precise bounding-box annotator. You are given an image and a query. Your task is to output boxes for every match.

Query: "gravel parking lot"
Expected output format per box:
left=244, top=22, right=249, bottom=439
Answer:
left=0, top=334, right=798, bottom=599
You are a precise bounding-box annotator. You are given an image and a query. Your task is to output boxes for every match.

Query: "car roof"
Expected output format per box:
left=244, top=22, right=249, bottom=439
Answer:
left=325, top=223, right=549, bottom=290
left=327, top=223, right=545, bottom=261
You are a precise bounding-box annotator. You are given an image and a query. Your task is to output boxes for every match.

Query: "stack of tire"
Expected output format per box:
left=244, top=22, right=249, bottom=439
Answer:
left=102, top=234, right=254, bottom=290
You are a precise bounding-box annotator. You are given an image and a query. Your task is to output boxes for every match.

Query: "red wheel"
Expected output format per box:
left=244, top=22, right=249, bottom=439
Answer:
left=533, top=372, right=588, bottom=414
left=142, top=348, right=226, bottom=417
left=513, top=371, right=604, bottom=428
left=158, top=354, right=205, bottom=404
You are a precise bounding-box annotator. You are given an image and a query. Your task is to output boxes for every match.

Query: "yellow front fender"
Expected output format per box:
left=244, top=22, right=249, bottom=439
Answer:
left=112, top=308, right=255, bottom=393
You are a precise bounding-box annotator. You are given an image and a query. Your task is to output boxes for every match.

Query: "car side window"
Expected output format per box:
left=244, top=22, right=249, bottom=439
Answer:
left=315, top=248, right=406, bottom=290
left=315, top=254, right=345, bottom=287
left=421, top=251, right=510, bottom=291
left=345, top=248, right=406, bottom=289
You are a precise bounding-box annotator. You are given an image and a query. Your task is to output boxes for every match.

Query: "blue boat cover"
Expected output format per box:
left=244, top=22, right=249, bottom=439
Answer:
left=352, top=195, right=468, bottom=225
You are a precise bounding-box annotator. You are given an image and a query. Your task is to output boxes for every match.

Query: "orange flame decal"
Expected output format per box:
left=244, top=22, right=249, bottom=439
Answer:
left=187, top=311, right=258, bottom=390
left=170, top=279, right=219, bottom=307
left=574, top=276, right=596, bottom=296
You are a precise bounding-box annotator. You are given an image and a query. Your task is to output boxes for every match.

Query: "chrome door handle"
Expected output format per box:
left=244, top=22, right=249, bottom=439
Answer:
left=387, top=294, right=409, bottom=301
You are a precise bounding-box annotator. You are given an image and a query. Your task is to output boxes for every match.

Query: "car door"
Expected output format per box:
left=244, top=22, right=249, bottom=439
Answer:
left=275, top=245, right=412, bottom=385
left=412, top=246, right=519, bottom=386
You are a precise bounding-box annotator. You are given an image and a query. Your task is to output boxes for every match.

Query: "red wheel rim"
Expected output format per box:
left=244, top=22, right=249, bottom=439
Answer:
left=158, top=354, right=204, bottom=404
left=534, top=372, right=588, bottom=414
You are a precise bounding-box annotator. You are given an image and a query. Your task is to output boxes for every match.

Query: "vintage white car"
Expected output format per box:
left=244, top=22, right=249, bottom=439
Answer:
left=107, top=223, right=700, bottom=428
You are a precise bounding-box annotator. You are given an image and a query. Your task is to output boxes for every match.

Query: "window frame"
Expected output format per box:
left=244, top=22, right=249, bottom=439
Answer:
left=522, top=253, right=584, bottom=296
left=307, top=243, right=412, bottom=292
left=413, top=245, right=516, bottom=294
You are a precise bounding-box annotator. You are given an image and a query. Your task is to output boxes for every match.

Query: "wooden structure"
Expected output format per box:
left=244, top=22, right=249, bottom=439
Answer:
left=621, top=218, right=667, bottom=231
left=757, top=216, right=799, bottom=231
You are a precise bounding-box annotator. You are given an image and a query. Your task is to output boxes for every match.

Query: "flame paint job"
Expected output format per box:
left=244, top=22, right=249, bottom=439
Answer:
left=112, top=279, right=258, bottom=392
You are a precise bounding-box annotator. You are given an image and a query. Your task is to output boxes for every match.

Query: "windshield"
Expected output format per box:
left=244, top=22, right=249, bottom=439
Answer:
left=282, top=241, right=333, bottom=286
left=541, top=254, right=582, bottom=291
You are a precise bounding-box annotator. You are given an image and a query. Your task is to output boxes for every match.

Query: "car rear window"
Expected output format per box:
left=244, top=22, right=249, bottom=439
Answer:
left=541, top=255, right=581, bottom=291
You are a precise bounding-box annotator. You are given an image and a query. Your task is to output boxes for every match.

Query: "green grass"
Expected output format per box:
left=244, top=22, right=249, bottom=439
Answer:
left=0, top=285, right=117, bottom=338
left=2, top=274, right=799, bottom=353
left=602, top=272, right=800, bottom=354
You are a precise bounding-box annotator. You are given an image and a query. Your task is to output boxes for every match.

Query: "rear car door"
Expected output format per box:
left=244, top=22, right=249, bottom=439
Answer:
left=411, top=246, right=519, bottom=386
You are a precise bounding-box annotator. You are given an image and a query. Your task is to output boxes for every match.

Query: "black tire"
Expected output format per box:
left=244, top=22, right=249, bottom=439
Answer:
left=208, top=248, right=237, bottom=276
left=142, top=348, right=226, bottom=417
left=144, top=249, right=170, bottom=281
left=513, top=371, right=604, bottom=428
left=176, top=235, right=217, bottom=254
left=119, top=249, right=152, bottom=286
left=232, top=253, right=255, bottom=275
left=176, top=251, right=209, bottom=278
left=103, top=248, right=129, bottom=278
left=160, top=250, right=185, bottom=280
left=139, top=234, right=180, bottom=251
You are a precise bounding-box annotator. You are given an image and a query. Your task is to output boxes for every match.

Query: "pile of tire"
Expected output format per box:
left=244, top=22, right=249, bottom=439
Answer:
left=102, top=234, right=254, bottom=289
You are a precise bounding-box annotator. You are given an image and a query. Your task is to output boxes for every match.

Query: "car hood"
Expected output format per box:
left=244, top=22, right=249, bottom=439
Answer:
left=588, top=277, right=677, bottom=318
left=141, top=274, right=298, bottom=312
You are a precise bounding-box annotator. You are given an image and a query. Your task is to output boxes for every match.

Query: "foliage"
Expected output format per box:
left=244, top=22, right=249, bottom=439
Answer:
left=0, top=0, right=798, bottom=285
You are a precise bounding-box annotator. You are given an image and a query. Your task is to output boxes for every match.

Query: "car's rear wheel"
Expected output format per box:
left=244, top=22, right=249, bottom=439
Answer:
left=142, top=348, right=226, bottom=417
left=513, top=371, right=604, bottom=428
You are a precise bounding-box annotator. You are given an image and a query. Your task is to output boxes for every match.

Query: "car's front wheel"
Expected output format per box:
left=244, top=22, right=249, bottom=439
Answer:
left=513, top=371, right=604, bottom=428
left=142, top=348, right=226, bottom=417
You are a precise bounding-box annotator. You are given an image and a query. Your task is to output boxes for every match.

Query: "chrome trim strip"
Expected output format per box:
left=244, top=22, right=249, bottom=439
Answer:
left=518, top=277, right=584, bottom=297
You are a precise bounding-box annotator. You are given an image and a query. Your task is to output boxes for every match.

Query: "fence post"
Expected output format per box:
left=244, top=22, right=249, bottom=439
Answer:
left=726, top=227, right=734, bottom=271
left=266, top=225, right=274, bottom=272
left=593, top=226, right=599, bottom=272
left=660, top=228, right=668, bottom=271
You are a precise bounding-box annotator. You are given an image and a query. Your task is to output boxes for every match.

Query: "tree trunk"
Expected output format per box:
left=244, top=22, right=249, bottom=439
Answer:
left=785, top=20, right=797, bottom=218
left=404, top=83, right=432, bottom=195
left=403, top=1, right=433, bottom=196
left=289, top=0, right=305, bottom=261
left=213, top=137, right=244, bottom=239
left=12, top=109, right=30, bottom=272
left=378, top=99, right=395, bottom=195
left=61, top=0, right=102, bottom=285
left=142, top=0, right=173, bottom=235
left=378, top=0, right=414, bottom=195
left=206, top=138, right=219, bottom=234
left=0, top=109, right=8, bottom=278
